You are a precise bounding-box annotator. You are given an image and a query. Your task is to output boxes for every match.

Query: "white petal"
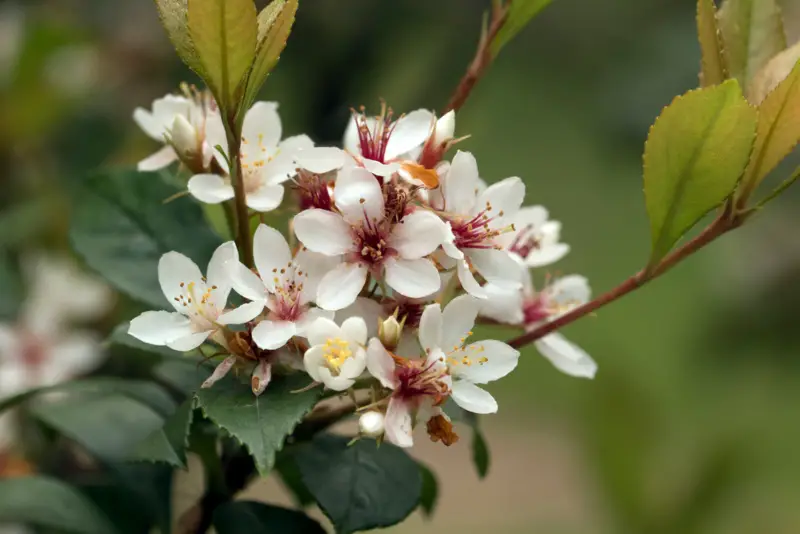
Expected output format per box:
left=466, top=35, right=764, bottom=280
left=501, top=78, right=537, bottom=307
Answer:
left=202, top=356, right=237, bottom=388
left=206, top=241, right=238, bottom=308
left=384, top=397, right=414, bottom=448
left=334, top=166, right=384, bottom=225
left=495, top=205, right=549, bottom=250
left=296, top=250, right=340, bottom=305
left=362, top=158, right=400, bottom=177
left=526, top=242, right=571, bottom=268
left=389, top=210, right=446, bottom=259
left=535, top=333, right=597, bottom=379
left=252, top=320, right=296, bottom=350
left=385, top=109, right=435, bottom=160
left=251, top=360, right=273, bottom=396
left=158, top=252, right=203, bottom=312
left=451, top=381, right=498, bottom=414
left=383, top=257, right=440, bottom=299
left=476, top=177, right=525, bottom=220
left=133, top=107, right=163, bottom=140
left=167, top=331, right=212, bottom=352
left=366, top=338, right=398, bottom=389
left=246, top=184, right=284, bottom=212
left=303, top=345, right=326, bottom=382
left=341, top=316, right=368, bottom=345
left=479, top=283, right=524, bottom=325
left=242, top=101, right=281, bottom=149
left=316, top=263, right=368, bottom=311
left=253, top=224, right=293, bottom=283
left=318, top=367, right=355, bottom=391
left=188, top=174, right=235, bottom=204
left=453, top=340, right=519, bottom=384
left=293, top=209, right=353, bottom=256
left=547, top=275, right=591, bottom=310
left=217, top=301, right=264, bottom=325
left=335, top=298, right=384, bottom=339
left=441, top=151, right=479, bottom=214
left=457, top=259, right=488, bottom=299
left=129, top=311, right=193, bottom=345
left=295, top=307, right=335, bottom=336
left=468, top=248, right=523, bottom=289
left=48, top=333, right=104, bottom=378
left=418, top=303, right=442, bottom=353
left=339, top=348, right=367, bottom=379
left=306, top=317, right=341, bottom=347
left=441, top=294, right=479, bottom=350
left=138, top=146, right=178, bottom=172
left=262, top=151, right=299, bottom=184
left=227, top=261, right=269, bottom=301
left=432, top=110, right=456, bottom=146
left=343, top=114, right=376, bottom=154
left=295, top=147, right=345, bottom=173
left=280, top=134, right=315, bottom=152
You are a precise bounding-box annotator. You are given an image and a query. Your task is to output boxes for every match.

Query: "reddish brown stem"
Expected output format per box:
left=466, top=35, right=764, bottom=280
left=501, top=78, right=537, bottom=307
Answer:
left=443, top=2, right=509, bottom=114
left=507, top=214, right=743, bottom=349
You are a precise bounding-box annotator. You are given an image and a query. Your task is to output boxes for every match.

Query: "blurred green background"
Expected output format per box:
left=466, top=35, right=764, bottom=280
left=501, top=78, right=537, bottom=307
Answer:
left=2, top=0, right=800, bottom=533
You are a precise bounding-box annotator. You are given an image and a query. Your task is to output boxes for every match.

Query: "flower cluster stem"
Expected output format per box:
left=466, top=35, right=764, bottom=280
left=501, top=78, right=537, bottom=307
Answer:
left=224, top=120, right=254, bottom=268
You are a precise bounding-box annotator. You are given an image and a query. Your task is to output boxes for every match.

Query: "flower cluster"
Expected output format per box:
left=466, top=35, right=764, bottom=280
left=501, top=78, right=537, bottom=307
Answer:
left=129, top=95, right=597, bottom=448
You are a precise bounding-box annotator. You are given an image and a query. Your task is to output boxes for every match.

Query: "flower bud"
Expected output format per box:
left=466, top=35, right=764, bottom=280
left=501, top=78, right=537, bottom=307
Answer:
left=169, top=114, right=198, bottom=156
left=359, top=411, right=385, bottom=439
left=378, top=314, right=404, bottom=351
left=432, top=110, right=456, bottom=147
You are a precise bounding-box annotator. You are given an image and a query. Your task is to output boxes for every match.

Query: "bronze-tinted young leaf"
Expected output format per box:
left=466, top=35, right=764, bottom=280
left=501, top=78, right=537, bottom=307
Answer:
left=490, top=0, right=553, bottom=57
left=739, top=59, right=800, bottom=200
left=697, top=0, right=727, bottom=86
left=243, top=0, right=298, bottom=108
left=718, top=0, right=786, bottom=89
left=644, top=80, right=757, bottom=265
left=187, top=0, right=258, bottom=112
left=748, top=41, right=800, bottom=104
left=155, top=0, right=204, bottom=76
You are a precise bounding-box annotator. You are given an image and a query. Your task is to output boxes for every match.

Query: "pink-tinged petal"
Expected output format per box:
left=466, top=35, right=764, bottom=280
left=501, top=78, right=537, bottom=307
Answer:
left=476, top=176, right=525, bottom=220
left=167, top=331, right=212, bottom=352
left=138, top=146, right=178, bottom=172
left=441, top=294, right=479, bottom=350
left=129, top=311, right=194, bottom=345
left=227, top=260, right=269, bottom=301
left=385, top=109, right=435, bottom=160
left=389, top=210, right=446, bottom=259
left=441, top=151, right=479, bottom=214
left=442, top=227, right=464, bottom=260
left=366, top=338, right=399, bottom=389
left=253, top=224, right=292, bottom=283
left=418, top=303, right=442, bottom=354
left=452, top=340, right=519, bottom=384
left=467, top=248, right=523, bottom=290
left=242, top=101, right=281, bottom=149
left=295, top=147, right=345, bottom=173
left=306, top=317, right=341, bottom=347
left=495, top=205, right=549, bottom=250
left=158, top=252, right=204, bottom=311
left=383, top=257, right=440, bottom=299
left=341, top=316, right=368, bottom=345
left=303, top=345, right=326, bottom=382
left=451, top=381, right=498, bottom=414
left=344, top=115, right=377, bottom=154
left=316, top=263, right=368, bottom=311
left=293, top=209, right=353, bottom=256
left=217, top=301, right=264, bottom=325
left=534, top=333, right=597, bottom=379
left=252, top=320, right=296, bottom=350
left=384, top=397, right=414, bottom=448
left=456, top=259, right=487, bottom=299
left=334, top=167, right=385, bottom=225
left=246, top=184, right=284, bottom=212
left=251, top=360, right=273, bottom=396
left=188, top=174, right=235, bottom=204
left=48, top=333, right=104, bottom=379
left=362, top=158, right=400, bottom=177
left=202, top=355, right=238, bottom=388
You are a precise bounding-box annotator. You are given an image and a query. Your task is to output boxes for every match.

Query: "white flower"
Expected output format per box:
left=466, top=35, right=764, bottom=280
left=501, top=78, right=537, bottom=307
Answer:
left=495, top=205, right=570, bottom=268
left=303, top=317, right=368, bottom=391
left=133, top=91, right=223, bottom=172
left=188, top=102, right=322, bottom=213
left=293, top=166, right=447, bottom=310
left=225, top=224, right=336, bottom=350
left=358, top=411, right=385, bottom=439
left=128, top=242, right=245, bottom=352
left=418, top=295, right=519, bottom=414
left=429, top=150, right=525, bottom=299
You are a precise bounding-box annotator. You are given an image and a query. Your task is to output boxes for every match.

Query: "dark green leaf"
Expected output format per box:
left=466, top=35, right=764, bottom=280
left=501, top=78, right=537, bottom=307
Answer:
left=275, top=453, right=315, bottom=508
left=131, top=398, right=195, bottom=467
left=418, top=463, right=439, bottom=518
left=0, top=476, right=117, bottom=534
left=153, top=358, right=214, bottom=395
left=472, top=428, right=490, bottom=479
left=70, top=169, right=222, bottom=309
left=295, top=434, right=422, bottom=534
left=491, top=0, right=554, bottom=57
left=195, top=374, right=321, bottom=474
left=213, top=501, right=325, bottom=534
left=0, top=250, right=22, bottom=321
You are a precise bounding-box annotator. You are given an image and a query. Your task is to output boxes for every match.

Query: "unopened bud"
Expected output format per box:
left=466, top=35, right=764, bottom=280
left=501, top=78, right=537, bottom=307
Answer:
left=432, top=110, right=456, bottom=147
left=359, top=411, right=385, bottom=439
left=378, top=314, right=404, bottom=351
left=169, top=114, right=198, bottom=156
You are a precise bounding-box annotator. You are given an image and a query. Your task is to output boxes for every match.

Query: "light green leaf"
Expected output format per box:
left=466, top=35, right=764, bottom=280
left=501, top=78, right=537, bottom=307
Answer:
left=295, top=434, right=422, bottom=534
left=643, top=80, right=757, bottom=265
left=0, top=476, right=117, bottom=534
left=242, top=0, right=298, bottom=108
left=195, top=374, right=320, bottom=474
left=213, top=501, right=325, bottom=534
left=188, top=0, right=258, bottom=113
left=155, top=0, right=205, bottom=76
left=70, top=169, right=221, bottom=309
left=418, top=463, right=439, bottom=518
left=697, top=0, right=727, bottom=86
left=131, top=398, right=195, bottom=467
left=718, top=0, right=787, bottom=89
left=491, top=0, right=553, bottom=57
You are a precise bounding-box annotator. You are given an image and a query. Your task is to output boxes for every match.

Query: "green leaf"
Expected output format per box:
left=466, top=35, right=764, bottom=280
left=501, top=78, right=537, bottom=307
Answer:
left=0, top=250, right=22, bottom=321
left=275, top=453, right=315, bottom=508
left=70, top=169, right=221, bottom=309
left=213, top=501, right=325, bottom=534
left=472, top=427, right=490, bottom=479
left=242, top=0, right=298, bottom=108
left=153, top=358, right=214, bottom=395
left=739, top=58, right=800, bottom=201
left=491, top=0, right=553, bottom=57
left=131, top=398, right=195, bottom=467
left=697, top=0, right=727, bottom=86
left=195, top=374, right=321, bottom=474
left=418, top=463, right=439, bottom=518
left=748, top=41, right=800, bottom=104
left=643, top=80, right=757, bottom=265
left=718, top=0, right=787, bottom=89
left=0, top=476, right=117, bottom=534
left=295, top=434, right=422, bottom=534
left=188, top=0, right=258, bottom=113
left=155, top=0, right=205, bottom=76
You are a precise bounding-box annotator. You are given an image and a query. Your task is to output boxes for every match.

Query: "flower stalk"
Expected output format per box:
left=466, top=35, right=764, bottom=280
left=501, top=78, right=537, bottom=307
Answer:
left=223, top=116, right=254, bottom=268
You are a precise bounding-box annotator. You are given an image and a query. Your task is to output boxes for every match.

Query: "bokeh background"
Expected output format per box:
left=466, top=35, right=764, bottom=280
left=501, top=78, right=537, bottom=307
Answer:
left=2, top=0, right=800, bottom=533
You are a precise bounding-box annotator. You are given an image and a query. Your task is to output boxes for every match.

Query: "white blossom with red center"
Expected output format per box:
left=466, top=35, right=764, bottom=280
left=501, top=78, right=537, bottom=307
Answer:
left=225, top=224, right=337, bottom=350
left=428, top=150, right=525, bottom=298
left=293, top=166, right=448, bottom=311
left=495, top=205, right=570, bottom=268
